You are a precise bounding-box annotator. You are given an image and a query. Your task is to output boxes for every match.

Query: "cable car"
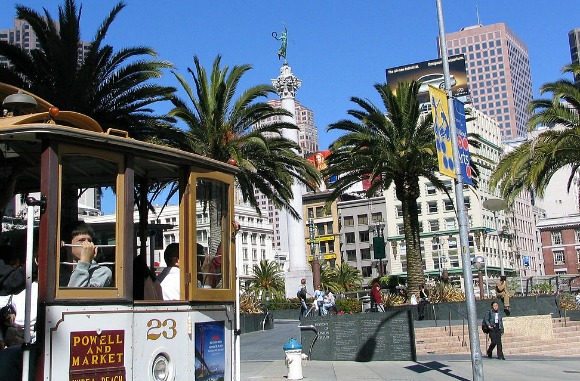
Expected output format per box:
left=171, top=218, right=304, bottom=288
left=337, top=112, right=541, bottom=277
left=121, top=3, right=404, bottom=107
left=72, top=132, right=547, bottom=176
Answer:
left=0, top=83, right=238, bottom=380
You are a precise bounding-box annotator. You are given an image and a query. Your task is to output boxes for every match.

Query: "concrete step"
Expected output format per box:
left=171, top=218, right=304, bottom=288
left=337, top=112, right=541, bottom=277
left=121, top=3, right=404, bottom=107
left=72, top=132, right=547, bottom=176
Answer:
left=415, top=317, right=580, bottom=356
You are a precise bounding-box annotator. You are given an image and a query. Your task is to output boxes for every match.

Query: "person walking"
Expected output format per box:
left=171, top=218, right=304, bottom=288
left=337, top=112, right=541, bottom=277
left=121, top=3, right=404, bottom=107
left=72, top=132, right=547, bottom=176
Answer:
left=297, top=278, right=309, bottom=320
left=370, top=282, right=384, bottom=312
left=483, top=301, right=505, bottom=360
left=496, top=275, right=510, bottom=315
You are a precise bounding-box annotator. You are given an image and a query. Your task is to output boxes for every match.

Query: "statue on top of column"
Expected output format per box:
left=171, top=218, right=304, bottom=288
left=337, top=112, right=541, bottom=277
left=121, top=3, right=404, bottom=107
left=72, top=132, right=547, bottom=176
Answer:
left=272, top=25, right=288, bottom=63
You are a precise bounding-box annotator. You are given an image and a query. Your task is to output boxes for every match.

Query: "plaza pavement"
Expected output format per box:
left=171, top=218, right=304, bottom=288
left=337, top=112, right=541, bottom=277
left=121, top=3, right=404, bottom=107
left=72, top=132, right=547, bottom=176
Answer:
left=240, top=319, right=580, bottom=380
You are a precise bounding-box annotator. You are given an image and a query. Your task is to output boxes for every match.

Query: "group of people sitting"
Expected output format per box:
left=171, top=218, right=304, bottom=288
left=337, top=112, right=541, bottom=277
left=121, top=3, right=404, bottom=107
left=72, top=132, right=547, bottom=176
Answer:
left=297, top=279, right=339, bottom=319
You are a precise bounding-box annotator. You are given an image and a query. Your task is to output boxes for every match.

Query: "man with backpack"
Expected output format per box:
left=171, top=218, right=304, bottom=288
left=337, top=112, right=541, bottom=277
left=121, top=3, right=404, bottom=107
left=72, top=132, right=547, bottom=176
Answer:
left=297, top=278, right=309, bottom=320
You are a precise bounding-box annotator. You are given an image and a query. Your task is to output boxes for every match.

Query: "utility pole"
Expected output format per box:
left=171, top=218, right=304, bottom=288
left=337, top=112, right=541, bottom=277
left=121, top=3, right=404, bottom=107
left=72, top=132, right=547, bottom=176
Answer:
left=308, top=210, right=321, bottom=288
left=435, top=0, right=484, bottom=379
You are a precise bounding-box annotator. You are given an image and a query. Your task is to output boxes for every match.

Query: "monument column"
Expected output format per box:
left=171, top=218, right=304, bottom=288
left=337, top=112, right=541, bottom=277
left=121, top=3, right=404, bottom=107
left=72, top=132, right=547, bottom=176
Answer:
left=272, top=63, right=312, bottom=297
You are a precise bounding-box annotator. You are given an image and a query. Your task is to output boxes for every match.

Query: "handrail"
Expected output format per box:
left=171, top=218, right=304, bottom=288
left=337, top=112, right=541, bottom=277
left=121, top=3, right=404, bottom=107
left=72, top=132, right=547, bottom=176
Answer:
left=434, top=303, right=467, bottom=347
left=298, top=325, right=318, bottom=360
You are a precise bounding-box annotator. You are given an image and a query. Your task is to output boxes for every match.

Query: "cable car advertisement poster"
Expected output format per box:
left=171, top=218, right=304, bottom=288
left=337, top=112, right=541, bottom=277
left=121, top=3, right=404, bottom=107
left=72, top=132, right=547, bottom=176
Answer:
left=195, top=321, right=225, bottom=381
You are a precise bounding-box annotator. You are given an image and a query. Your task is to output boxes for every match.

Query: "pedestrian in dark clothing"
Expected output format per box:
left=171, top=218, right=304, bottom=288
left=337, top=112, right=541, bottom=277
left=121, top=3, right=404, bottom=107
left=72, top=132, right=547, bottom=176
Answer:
left=483, top=301, right=505, bottom=360
left=418, top=284, right=430, bottom=320
left=297, top=278, right=309, bottom=320
left=0, top=246, right=25, bottom=296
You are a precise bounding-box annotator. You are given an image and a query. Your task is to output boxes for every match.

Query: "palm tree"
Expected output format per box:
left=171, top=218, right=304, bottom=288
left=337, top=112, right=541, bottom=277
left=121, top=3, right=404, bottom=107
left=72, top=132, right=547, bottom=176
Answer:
left=0, top=0, right=177, bottom=243
left=323, top=263, right=362, bottom=293
left=324, top=81, right=444, bottom=297
left=247, top=260, right=285, bottom=301
left=490, top=64, right=580, bottom=204
left=0, top=0, right=175, bottom=140
left=168, top=55, right=320, bottom=219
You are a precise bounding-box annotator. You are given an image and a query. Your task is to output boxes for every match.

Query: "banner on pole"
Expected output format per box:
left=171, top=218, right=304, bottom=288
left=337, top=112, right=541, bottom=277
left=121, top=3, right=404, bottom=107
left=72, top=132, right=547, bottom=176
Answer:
left=453, top=100, right=473, bottom=185
left=429, top=86, right=456, bottom=179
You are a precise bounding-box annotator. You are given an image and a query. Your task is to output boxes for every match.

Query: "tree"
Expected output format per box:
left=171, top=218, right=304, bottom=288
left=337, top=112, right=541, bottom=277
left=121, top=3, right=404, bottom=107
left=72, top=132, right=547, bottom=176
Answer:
left=168, top=55, right=319, bottom=219
left=322, top=263, right=362, bottom=293
left=0, top=0, right=177, bottom=242
left=247, top=260, right=285, bottom=301
left=323, top=81, right=445, bottom=297
left=0, top=0, right=175, bottom=140
left=491, top=64, right=580, bottom=205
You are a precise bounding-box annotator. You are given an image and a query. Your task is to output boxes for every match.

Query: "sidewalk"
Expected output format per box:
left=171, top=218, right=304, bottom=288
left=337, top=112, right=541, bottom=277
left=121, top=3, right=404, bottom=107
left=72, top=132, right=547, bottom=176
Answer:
left=240, top=319, right=580, bottom=380
left=242, top=356, right=580, bottom=380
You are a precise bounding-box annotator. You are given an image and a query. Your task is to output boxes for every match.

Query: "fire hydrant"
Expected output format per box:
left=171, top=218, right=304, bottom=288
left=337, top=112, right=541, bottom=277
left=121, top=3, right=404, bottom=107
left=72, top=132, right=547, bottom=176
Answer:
left=283, top=338, right=308, bottom=380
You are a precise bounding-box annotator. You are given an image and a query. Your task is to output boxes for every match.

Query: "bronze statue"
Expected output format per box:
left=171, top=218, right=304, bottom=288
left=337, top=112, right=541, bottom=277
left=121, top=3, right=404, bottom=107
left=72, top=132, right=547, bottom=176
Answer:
left=272, top=25, right=288, bottom=62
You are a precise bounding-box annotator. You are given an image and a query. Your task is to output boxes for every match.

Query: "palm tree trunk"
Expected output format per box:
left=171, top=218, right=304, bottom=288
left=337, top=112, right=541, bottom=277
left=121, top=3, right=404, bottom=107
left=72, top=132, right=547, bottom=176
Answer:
left=397, top=178, right=424, bottom=299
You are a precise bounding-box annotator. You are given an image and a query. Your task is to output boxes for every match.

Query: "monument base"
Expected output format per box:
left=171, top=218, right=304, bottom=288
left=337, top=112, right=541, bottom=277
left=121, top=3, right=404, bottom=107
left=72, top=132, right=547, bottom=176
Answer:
left=284, top=269, right=313, bottom=299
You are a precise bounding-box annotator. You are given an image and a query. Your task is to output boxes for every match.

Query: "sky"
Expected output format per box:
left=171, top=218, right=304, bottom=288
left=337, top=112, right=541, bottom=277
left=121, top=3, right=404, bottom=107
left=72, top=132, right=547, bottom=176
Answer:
left=2, top=0, right=578, bottom=150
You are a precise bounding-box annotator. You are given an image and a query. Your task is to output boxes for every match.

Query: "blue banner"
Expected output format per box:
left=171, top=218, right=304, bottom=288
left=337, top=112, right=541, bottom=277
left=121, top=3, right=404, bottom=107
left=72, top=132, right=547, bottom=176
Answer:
left=453, top=100, right=473, bottom=185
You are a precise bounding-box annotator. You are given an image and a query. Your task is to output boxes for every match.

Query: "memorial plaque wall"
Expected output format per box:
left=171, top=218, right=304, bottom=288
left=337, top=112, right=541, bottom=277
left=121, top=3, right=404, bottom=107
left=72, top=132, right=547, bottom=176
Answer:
left=300, top=310, right=416, bottom=361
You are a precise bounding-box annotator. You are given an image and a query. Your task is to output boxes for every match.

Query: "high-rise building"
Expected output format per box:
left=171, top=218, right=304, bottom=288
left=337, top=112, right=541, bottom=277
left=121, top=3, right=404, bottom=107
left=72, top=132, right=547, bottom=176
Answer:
left=442, top=23, right=533, bottom=141
left=0, top=18, right=90, bottom=66
left=253, top=99, right=319, bottom=249
left=569, top=28, right=580, bottom=84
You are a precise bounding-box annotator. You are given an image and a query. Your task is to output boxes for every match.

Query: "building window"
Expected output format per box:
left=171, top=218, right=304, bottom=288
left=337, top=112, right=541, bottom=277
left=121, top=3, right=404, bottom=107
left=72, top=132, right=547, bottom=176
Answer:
left=346, top=250, right=357, bottom=261
left=326, top=222, right=334, bottom=234
left=464, top=197, right=471, bottom=209
left=317, top=223, right=325, bottom=236
left=396, top=205, right=403, bottom=218
left=397, top=224, right=405, bottom=235
left=445, top=218, right=456, bottom=230
left=426, top=183, right=436, bottom=195
left=575, top=229, right=580, bottom=243
left=371, top=212, right=383, bottom=223
left=261, top=249, right=266, bottom=260
left=243, top=248, right=248, bottom=260
left=361, top=248, right=371, bottom=260
left=428, top=201, right=438, bottom=213
left=444, top=200, right=454, bottom=211
left=448, top=238, right=457, bottom=249
left=553, top=250, right=565, bottom=265
left=343, top=216, right=354, bottom=227
left=315, top=206, right=324, bottom=218
left=359, top=230, right=369, bottom=242
left=358, top=214, right=368, bottom=225
left=345, top=232, right=355, bottom=244
left=252, top=249, right=257, bottom=260
left=429, top=220, right=440, bottom=232
left=551, top=231, right=562, bottom=245
left=576, top=248, right=580, bottom=264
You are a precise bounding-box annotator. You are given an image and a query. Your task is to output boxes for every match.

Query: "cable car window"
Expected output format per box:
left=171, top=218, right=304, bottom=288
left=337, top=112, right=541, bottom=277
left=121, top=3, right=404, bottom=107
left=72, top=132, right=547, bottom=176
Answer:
left=59, top=154, right=118, bottom=289
left=196, top=179, right=229, bottom=290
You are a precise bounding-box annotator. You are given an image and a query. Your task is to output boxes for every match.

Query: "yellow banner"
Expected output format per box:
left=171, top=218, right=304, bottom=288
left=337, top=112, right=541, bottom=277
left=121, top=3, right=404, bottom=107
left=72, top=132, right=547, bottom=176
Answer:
left=429, top=86, right=456, bottom=179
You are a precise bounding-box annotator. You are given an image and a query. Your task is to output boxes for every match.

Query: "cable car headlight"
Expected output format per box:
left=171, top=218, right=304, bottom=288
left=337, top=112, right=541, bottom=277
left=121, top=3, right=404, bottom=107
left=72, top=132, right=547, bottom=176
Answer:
left=152, top=353, right=170, bottom=381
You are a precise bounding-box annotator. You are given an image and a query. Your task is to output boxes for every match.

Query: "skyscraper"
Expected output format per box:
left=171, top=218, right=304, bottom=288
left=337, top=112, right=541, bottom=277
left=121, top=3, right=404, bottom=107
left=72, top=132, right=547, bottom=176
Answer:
left=569, top=28, right=580, bottom=84
left=442, top=23, right=533, bottom=141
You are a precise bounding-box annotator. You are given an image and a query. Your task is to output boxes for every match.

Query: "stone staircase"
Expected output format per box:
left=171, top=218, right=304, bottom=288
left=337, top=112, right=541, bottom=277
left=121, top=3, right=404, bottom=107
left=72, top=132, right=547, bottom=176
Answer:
left=415, top=317, right=580, bottom=357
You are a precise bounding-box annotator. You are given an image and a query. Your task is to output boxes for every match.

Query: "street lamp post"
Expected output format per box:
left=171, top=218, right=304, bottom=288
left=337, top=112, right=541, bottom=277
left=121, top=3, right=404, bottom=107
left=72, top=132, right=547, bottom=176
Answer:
left=474, top=256, right=485, bottom=300
left=483, top=198, right=508, bottom=276
left=308, top=210, right=321, bottom=288
left=436, top=1, right=484, bottom=379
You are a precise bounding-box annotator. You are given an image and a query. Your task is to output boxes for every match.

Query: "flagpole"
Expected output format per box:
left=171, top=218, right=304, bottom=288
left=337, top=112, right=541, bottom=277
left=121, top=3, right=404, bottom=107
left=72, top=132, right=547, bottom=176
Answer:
left=435, top=1, right=484, bottom=380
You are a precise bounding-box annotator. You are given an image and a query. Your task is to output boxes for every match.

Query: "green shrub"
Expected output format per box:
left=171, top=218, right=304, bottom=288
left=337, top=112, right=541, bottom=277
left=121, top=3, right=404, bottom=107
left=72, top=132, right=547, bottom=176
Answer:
left=335, top=297, right=362, bottom=314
